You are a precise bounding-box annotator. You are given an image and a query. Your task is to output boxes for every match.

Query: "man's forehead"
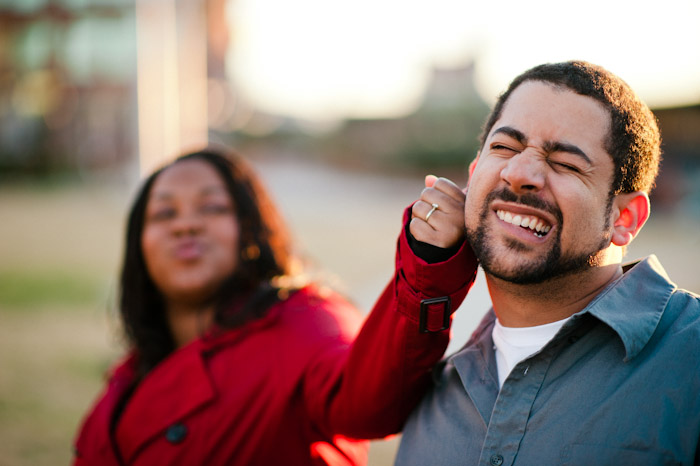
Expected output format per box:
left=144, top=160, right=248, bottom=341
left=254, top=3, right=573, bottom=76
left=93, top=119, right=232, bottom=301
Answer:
left=491, top=81, right=611, bottom=146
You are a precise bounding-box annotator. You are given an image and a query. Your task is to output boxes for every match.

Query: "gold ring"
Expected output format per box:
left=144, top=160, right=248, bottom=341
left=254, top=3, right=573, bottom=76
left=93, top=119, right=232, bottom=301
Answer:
left=425, top=203, right=439, bottom=222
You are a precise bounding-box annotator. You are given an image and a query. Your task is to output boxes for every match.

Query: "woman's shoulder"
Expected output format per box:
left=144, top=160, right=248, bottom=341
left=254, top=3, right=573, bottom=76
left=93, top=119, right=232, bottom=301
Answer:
left=99, top=352, right=138, bottom=386
left=282, top=284, right=361, bottom=317
left=206, top=284, right=364, bottom=351
left=276, top=284, right=364, bottom=338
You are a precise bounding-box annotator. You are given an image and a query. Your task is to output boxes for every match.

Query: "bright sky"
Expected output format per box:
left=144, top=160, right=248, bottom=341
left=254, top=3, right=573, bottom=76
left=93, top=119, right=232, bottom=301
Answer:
left=227, top=0, right=700, bottom=122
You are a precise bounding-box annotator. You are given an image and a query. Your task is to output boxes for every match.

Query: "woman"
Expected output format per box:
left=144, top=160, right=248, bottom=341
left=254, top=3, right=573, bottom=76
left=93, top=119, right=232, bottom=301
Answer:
left=73, top=147, right=477, bottom=465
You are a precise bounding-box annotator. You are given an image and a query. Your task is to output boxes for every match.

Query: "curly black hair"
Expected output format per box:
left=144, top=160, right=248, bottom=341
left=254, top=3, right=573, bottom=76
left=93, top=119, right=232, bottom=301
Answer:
left=479, top=61, right=662, bottom=195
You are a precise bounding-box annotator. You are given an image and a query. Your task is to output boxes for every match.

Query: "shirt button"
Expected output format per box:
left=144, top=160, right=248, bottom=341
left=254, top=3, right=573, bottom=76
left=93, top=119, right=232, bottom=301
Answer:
left=165, top=423, right=188, bottom=444
left=490, top=454, right=504, bottom=466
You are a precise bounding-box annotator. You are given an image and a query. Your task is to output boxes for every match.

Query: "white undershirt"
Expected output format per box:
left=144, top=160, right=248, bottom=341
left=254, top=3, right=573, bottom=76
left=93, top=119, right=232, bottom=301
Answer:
left=492, top=316, right=571, bottom=388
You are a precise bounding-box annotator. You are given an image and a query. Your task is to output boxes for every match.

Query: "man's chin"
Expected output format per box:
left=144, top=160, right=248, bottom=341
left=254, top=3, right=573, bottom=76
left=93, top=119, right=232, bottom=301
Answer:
left=481, top=251, right=605, bottom=286
left=481, top=262, right=552, bottom=285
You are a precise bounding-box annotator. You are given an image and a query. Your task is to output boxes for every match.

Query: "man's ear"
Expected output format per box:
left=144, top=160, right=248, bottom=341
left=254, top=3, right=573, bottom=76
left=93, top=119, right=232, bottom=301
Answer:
left=468, top=153, right=480, bottom=179
left=611, top=191, right=650, bottom=247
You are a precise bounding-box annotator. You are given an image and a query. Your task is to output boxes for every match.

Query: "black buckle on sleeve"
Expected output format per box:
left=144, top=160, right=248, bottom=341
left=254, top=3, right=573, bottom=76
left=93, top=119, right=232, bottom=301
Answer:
left=419, top=296, right=452, bottom=333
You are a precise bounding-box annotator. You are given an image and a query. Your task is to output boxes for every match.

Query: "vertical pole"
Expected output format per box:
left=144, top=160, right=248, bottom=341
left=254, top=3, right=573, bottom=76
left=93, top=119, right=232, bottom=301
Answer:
left=135, top=0, right=208, bottom=176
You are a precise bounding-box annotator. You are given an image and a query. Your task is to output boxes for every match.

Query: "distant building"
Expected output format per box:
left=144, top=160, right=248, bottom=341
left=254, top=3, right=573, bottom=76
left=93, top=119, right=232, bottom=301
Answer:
left=0, top=0, right=136, bottom=177
left=651, top=103, right=700, bottom=212
left=330, top=62, right=490, bottom=172
left=655, top=104, right=700, bottom=160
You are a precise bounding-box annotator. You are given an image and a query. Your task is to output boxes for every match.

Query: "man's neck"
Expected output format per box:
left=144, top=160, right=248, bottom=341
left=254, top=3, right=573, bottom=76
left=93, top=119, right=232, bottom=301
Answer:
left=486, top=263, right=624, bottom=327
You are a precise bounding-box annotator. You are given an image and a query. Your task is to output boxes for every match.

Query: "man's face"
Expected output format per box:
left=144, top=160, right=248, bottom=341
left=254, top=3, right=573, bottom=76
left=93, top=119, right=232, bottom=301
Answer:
left=465, top=81, right=617, bottom=284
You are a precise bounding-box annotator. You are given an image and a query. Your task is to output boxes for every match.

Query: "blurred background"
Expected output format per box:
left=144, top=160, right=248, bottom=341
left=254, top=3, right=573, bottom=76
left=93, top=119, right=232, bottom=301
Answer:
left=1, top=0, right=699, bottom=464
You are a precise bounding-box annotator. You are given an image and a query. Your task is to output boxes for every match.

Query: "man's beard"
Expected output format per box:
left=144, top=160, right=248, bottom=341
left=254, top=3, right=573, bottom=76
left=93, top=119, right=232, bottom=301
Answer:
left=466, top=188, right=613, bottom=285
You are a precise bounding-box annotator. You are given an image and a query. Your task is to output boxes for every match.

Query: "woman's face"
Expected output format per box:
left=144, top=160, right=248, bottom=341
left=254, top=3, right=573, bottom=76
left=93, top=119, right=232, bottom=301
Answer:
left=141, top=159, right=240, bottom=306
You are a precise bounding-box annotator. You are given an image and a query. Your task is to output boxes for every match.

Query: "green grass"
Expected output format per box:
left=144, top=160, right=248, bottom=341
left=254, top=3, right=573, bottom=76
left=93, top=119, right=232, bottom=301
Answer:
left=0, top=269, right=105, bottom=310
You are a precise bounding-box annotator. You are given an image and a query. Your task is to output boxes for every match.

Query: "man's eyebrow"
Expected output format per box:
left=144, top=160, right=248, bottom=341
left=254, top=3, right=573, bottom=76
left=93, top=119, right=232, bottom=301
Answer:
left=492, top=126, right=527, bottom=145
left=492, top=126, right=592, bottom=165
left=543, top=141, right=592, bottom=165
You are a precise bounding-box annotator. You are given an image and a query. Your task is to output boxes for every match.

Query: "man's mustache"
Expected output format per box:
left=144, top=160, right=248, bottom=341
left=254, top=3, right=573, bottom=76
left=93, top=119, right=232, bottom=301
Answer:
left=485, top=188, right=563, bottom=225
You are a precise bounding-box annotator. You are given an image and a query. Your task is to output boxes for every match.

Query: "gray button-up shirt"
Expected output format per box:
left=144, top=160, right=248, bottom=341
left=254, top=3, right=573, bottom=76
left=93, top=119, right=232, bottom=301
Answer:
left=396, top=256, right=700, bottom=465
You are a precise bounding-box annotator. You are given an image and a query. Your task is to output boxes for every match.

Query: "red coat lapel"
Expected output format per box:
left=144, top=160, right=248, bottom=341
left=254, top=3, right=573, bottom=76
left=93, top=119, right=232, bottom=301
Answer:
left=115, top=343, right=215, bottom=463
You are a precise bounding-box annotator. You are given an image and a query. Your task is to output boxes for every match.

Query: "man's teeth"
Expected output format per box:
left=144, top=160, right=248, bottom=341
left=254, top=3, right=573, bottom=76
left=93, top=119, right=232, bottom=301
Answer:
left=496, top=210, right=551, bottom=236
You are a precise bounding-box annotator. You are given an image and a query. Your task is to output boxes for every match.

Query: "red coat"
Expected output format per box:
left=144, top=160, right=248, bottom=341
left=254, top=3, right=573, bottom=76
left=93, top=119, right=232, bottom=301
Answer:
left=73, top=209, right=477, bottom=465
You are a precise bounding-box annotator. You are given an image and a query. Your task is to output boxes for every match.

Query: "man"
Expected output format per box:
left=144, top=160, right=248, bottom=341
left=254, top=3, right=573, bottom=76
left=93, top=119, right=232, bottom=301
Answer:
left=400, top=61, right=700, bottom=465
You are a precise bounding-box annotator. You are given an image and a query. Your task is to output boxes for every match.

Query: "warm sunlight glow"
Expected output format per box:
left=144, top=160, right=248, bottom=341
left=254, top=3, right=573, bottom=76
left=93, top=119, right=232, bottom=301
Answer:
left=227, top=0, right=700, bottom=122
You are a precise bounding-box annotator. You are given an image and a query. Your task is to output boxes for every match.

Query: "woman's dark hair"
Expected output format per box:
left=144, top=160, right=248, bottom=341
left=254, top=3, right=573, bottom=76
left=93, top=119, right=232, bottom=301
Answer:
left=119, top=147, right=295, bottom=376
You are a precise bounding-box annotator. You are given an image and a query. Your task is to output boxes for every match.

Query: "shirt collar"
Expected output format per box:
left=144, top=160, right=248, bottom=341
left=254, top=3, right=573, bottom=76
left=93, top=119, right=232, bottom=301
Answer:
left=575, top=255, right=676, bottom=361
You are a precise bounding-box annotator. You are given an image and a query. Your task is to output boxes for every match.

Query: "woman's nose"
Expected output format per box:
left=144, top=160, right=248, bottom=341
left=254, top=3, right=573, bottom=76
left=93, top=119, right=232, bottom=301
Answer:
left=171, top=210, right=204, bottom=236
left=500, top=151, right=546, bottom=193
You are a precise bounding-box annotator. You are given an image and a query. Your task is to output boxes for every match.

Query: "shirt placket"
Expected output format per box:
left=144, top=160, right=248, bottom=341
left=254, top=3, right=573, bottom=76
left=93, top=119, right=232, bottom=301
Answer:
left=477, top=346, right=554, bottom=466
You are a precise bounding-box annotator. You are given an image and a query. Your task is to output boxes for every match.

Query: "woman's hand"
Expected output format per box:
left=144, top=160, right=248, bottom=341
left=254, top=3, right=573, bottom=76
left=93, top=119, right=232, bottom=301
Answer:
left=409, top=175, right=466, bottom=249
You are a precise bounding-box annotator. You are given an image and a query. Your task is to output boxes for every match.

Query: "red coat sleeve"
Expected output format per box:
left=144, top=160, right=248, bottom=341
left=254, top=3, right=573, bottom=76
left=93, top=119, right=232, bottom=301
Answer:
left=305, top=206, right=478, bottom=439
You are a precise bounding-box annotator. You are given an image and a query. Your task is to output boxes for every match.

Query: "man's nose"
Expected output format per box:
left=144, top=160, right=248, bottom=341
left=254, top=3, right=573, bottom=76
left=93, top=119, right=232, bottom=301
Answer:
left=500, top=151, right=546, bottom=193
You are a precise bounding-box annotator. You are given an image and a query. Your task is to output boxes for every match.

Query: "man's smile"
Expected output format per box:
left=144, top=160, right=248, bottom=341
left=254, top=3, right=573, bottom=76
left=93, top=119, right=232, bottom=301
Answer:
left=496, top=209, right=552, bottom=238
